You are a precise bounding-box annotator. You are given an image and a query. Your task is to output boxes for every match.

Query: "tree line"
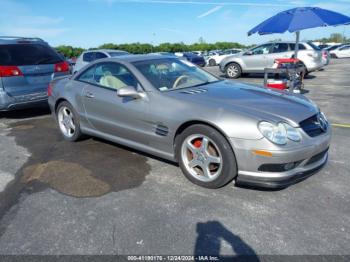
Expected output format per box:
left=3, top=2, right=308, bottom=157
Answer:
left=55, top=41, right=247, bottom=58
left=315, top=33, right=349, bottom=44
left=55, top=33, right=349, bottom=58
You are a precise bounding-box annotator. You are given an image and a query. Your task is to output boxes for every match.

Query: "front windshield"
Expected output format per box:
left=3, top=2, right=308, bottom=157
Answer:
left=133, top=58, right=219, bottom=92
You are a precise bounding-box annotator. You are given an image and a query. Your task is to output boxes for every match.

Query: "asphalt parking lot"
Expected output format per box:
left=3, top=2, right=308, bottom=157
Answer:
left=0, top=59, right=349, bottom=257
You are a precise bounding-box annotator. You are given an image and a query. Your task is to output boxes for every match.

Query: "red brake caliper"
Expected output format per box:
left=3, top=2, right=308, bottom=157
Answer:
left=193, top=139, right=202, bottom=148
left=190, top=139, right=202, bottom=158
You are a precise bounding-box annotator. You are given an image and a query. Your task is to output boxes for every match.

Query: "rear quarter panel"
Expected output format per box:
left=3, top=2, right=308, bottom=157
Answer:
left=50, top=77, right=88, bottom=127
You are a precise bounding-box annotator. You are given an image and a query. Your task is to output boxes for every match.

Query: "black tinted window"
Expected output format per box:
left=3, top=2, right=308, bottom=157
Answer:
left=0, top=44, right=62, bottom=66
left=95, top=52, right=108, bottom=59
left=340, top=46, right=350, bottom=50
left=272, top=43, right=289, bottom=53
left=289, top=43, right=306, bottom=50
left=327, top=45, right=341, bottom=51
left=83, top=52, right=94, bottom=62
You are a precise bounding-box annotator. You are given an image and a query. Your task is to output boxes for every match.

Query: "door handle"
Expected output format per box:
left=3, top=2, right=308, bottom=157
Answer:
left=85, top=92, right=94, bottom=98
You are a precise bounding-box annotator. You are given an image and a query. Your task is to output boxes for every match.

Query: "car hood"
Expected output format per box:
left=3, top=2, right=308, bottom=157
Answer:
left=169, top=80, right=318, bottom=126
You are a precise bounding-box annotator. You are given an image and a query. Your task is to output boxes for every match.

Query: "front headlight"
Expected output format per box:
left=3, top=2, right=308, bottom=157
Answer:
left=258, top=121, right=301, bottom=145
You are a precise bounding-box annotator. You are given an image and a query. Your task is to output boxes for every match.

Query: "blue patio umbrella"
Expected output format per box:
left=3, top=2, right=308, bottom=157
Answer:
left=248, top=7, right=350, bottom=57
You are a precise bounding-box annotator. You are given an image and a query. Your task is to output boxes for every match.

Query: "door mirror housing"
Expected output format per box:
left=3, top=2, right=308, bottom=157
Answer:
left=117, top=86, right=144, bottom=99
left=244, top=51, right=253, bottom=56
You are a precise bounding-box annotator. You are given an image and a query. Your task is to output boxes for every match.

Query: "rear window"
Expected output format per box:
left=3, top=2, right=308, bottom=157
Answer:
left=0, top=44, right=62, bottom=66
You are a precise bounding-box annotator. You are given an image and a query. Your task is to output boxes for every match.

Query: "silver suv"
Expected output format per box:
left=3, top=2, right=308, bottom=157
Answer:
left=0, top=36, right=69, bottom=111
left=73, top=49, right=129, bottom=73
left=220, top=41, right=323, bottom=78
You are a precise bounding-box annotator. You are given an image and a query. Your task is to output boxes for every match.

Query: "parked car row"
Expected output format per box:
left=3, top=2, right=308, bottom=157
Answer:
left=204, top=49, right=242, bottom=66
left=315, top=43, right=350, bottom=58
left=328, top=44, right=350, bottom=58
left=0, top=36, right=335, bottom=113
left=219, top=41, right=324, bottom=78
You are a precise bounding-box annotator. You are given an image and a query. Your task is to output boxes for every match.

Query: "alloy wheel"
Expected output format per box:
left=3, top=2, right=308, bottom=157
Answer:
left=227, top=64, right=239, bottom=78
left=181, top=134, right=223, bottom=182
left=58, top=106, right=76, bottom=138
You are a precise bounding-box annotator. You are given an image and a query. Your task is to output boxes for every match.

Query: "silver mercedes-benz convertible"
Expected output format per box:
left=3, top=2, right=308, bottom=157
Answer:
left=48, top=55, right=331, bottom=189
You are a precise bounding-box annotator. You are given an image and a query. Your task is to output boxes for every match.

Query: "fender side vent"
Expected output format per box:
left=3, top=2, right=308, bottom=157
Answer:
left=155, top=124, right=169, bottom=136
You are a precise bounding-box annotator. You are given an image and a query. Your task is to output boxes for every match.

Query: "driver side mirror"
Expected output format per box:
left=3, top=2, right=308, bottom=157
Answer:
left=244, top=51, right=253, bottom=56
left=117, top=86, right=145, bottom=99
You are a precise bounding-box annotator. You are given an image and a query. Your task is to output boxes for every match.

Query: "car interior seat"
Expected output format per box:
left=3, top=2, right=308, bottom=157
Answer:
left=99, top=70, right=127, bottom=90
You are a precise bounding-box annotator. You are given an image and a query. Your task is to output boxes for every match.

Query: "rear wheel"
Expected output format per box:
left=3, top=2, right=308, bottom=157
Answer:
left=225, top=63, right=242, bottom=79
left=176, top=124, right=237, bottom=188
left=56, top=101, right=82, bottom=142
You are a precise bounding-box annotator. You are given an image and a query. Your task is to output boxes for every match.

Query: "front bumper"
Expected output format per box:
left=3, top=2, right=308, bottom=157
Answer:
left=0, top=90, right=48, bottom=111
left=230, top=129, right=331, bottom=188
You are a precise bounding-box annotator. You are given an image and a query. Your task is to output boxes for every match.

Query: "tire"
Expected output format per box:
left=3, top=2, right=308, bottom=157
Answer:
left=297, top=62, right=308, bottom=77
left=56, top=101, right=83, bottom=142
left=176, top=124, right=237, bottom=189
left=225, top=63, right=242, bottom=79
left=208, top=59, right=216, bottom=67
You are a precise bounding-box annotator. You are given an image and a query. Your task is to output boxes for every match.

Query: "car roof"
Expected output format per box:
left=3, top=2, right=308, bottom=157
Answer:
left=263, top=41, right=310, bottom=44
left=84, top=49, right=129, bottom=53
left=100, top=54, right=179, bottom=63
left=0, top=36, right=47, bottom=45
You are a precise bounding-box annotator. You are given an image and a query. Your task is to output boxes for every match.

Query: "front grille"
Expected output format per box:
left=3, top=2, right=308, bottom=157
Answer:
left=306, top=148, right=328, bottom=166
left=299, top=114, right=327, bottom=137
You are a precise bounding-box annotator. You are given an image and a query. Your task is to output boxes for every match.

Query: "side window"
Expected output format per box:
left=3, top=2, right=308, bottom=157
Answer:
left=95, top=52, right=108, bottom=60
left=250, top=44, right=273, bottom=55
left=299, top=44, right=306, bottom=50
left=289, top=44, right=306, bottom=50
left=77, top=66, right=95, bottom=83
left=340, top=46, right=350, bottom=51
left=83, top=52, right=94, bottom=62
left=271, top=43, right=289, bottom=53
left=94, top=63, right=139, bottom=90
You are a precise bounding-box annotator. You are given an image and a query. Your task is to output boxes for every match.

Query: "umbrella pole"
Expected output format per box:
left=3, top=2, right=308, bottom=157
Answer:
left=294, top=31, right=300, bottom=58
left=292, top=31, right=301, bottom=93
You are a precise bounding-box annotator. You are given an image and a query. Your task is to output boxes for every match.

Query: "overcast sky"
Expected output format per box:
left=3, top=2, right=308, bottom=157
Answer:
left=0, top=0, right=349, bottom=48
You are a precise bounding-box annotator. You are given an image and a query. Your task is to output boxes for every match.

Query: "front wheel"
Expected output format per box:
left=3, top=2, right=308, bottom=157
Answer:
left=56, top=101, right=83, bottom=142
left=208, top=59, right=216, bottom=66
left=176, top=125, right=237, bottom=188
left=225, top=63, right=242, bottom=79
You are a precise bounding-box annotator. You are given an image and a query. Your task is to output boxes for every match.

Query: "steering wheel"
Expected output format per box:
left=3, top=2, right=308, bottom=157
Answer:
left=173, top=75, right=190, bottom=89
